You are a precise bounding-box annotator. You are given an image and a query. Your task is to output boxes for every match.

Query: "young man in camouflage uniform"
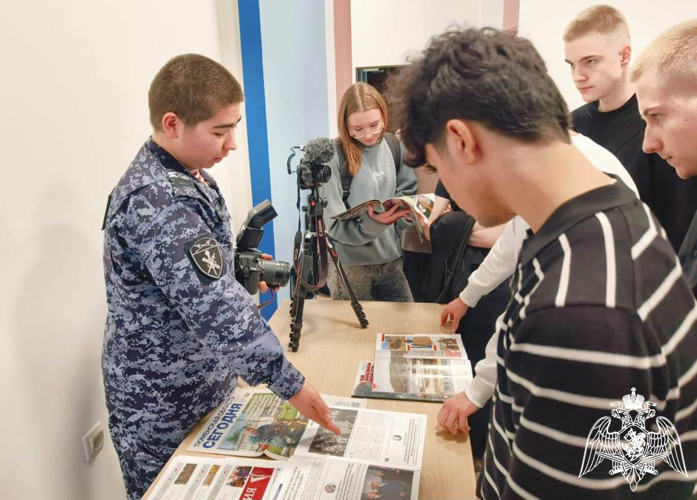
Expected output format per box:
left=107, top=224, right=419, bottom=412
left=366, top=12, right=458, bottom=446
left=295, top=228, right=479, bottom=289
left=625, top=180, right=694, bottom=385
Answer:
left=102, top=54, right=338, bottom=500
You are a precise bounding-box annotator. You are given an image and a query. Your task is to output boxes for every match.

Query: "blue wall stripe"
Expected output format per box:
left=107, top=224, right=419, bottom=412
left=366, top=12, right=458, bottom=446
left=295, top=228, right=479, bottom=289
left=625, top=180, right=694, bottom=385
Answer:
left=238, top=0, right=277, bottom=319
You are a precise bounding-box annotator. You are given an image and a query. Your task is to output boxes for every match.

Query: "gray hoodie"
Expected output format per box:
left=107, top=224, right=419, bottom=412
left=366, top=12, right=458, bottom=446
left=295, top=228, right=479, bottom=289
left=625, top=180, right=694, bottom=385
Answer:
left=320, top=137, right=418, bottom=266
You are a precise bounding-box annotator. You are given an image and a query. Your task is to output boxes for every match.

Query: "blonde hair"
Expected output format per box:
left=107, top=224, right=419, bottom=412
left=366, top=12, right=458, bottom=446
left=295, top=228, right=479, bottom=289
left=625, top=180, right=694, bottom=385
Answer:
left=631, top=20, right=697, bottom=84
left=337, top=83, right=388, bottom=176
left=563, top=5, right=630, bottom=44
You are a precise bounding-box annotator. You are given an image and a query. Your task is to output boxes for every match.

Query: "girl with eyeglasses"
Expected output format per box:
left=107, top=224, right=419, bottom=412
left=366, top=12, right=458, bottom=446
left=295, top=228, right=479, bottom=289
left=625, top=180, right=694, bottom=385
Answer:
left=320, top=83, right=418, bottom=302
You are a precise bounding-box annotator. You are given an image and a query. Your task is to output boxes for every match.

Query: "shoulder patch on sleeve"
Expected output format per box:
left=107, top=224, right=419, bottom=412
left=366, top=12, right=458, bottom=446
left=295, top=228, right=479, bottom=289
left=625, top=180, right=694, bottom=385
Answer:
left=168, top=172, right=202, bottom=199
left=189, top=237, right=224, bottom=279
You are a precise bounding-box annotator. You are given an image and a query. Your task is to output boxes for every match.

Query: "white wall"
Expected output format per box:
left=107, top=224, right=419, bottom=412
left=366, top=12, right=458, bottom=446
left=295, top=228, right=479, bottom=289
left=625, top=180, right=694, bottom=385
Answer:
left=0, top=1, right=251, bottom=498
left=518, top=0, right=697, bottom=113
left=325, top=0, right=339, bottom=139
left=350, top=0, right=504, bottom=70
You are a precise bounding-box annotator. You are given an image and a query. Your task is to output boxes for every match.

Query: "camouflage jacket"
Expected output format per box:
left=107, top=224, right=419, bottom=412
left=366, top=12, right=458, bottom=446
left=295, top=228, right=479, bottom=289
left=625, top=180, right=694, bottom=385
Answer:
left=102, top=138, right=304, bottom=448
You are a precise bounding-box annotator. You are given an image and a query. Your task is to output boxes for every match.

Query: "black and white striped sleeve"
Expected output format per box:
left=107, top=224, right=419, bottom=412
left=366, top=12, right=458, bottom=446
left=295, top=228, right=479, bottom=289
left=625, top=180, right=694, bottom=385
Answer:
left=499, top=306, right=696, bottom=499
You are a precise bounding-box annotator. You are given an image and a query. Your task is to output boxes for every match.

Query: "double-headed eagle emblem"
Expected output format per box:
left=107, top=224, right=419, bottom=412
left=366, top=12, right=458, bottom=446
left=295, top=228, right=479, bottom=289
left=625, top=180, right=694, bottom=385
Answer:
left=579, top=388, right=688, bottom=490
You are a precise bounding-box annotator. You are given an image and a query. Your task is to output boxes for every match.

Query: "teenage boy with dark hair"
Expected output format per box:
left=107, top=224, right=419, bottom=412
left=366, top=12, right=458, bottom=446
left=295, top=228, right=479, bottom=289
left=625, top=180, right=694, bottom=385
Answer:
left=103, top=54, right=338, bottom=500
left=387, top=27, right=697, bottom=499
left=564, top=4, right=697, bottom=251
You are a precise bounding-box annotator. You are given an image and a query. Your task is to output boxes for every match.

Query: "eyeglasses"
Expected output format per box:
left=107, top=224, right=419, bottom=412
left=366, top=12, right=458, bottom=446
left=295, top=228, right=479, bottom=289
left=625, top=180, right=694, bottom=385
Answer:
left=349, top=121, right=385, bottom=139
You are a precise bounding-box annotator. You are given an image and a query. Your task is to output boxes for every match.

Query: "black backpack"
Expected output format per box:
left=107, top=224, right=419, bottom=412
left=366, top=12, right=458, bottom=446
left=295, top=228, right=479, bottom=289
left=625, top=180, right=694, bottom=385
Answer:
left=335, top=132, right=401, bottom=207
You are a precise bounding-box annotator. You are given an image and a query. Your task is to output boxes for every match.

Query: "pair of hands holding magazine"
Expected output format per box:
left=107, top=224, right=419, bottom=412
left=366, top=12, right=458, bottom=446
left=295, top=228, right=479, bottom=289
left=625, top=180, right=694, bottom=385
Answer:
left=367, top=204, right=412, bottom=224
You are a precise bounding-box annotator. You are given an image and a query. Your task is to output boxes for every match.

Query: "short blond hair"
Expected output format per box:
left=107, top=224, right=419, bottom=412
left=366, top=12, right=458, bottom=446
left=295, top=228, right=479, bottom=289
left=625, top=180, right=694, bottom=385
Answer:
left=631, top=20, right=697, bottom=83
left=563, top=5, right=630, bottom=44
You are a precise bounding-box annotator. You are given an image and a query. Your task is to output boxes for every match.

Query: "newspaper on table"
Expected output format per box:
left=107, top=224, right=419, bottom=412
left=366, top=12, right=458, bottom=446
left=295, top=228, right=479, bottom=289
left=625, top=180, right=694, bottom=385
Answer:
left=351, top=333, right=473, bottom=402
left=148, top=455, right=283, bottom=500
left=274, top=406, right=426, bottom=500
left=187, top=389, right=366, bottom=459
left=275, top=458, right=420, bottom=500
left=155, top=405, right=427, bottom=500
left=332, top=194, right=434, bottom=241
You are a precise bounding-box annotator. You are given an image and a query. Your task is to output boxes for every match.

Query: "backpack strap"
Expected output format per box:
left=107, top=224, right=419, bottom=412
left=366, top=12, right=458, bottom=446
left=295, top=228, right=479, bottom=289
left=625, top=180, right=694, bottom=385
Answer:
left=383, top=132, right=402, bottom=177
left=338, top=132, right=402, bottom=208
left=335, top=138, right=352, bottom=207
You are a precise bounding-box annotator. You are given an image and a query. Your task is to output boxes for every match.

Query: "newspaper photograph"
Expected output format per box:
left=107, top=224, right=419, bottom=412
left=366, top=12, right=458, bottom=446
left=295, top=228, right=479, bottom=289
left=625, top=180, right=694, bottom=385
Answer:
left=352, top=358, right=472, bottom=402
left=149, top=455, right=283, bottom=500
left=376, top=333, right=467, bottom=359
left=351, top=334, right=472, bottom=402
left=275, top=457, right=420, bottom=500
left=188, top=389, right=365, bottom=460
left=295, top=407, right=426, bottom=470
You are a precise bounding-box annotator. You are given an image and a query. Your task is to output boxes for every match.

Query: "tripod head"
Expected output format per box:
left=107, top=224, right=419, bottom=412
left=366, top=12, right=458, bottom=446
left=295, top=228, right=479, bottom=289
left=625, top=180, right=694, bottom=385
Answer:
left=287, top=137, right=335, bottom=190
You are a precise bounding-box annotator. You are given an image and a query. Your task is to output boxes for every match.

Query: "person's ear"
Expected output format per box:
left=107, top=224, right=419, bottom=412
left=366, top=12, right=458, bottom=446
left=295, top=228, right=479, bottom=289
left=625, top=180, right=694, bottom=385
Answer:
left=161, top=112, right=181, bottom=139
left=445, top=119, right=478, bottom=164
left=620, top=45, right=632, bottom=66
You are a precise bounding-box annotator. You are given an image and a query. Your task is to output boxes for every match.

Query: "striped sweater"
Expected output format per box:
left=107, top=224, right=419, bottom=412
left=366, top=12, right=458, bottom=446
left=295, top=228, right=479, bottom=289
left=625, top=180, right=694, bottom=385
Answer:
left=481, top=181, right=697, bottom=499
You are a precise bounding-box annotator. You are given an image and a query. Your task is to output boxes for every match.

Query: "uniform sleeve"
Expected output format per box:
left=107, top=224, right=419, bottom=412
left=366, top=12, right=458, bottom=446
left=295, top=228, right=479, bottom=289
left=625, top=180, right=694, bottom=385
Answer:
left=497, top=306, right=693, bottom=499
left=460, top=219, right=518, bottom=307
left=321, top=151, right=390, bottom=246
left=137, top=199, right=304, bottom=401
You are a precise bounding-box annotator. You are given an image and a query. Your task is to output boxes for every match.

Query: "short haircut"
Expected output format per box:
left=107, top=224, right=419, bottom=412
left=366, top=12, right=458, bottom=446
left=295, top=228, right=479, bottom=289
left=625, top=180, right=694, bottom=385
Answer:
left=148, top=54, right=244, bottom=130
left=563, top=5, right=630, bottom=44
left=385, top=27, right=570, bottom=167
left=631, top=20, right=697, bottom=84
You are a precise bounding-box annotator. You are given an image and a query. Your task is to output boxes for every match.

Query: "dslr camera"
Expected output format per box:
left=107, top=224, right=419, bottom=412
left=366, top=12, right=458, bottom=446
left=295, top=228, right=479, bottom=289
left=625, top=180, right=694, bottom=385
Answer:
left=235, top=200, right=291, bottom=295
left=294, top=138, right=335, bottom=190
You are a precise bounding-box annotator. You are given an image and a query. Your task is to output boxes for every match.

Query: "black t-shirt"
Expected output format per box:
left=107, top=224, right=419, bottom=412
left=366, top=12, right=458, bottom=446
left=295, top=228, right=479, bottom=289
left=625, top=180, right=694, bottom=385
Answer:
left=679, top=212, right=697, bottom=298
left=571, top=94, right=697, bottom=250
left=434, top=180, right=461, bottom=212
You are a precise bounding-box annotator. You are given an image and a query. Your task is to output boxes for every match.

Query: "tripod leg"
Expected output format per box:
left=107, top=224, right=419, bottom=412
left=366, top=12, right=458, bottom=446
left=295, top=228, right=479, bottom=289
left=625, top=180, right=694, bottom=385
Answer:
left=289, top=292, right=305, bottom=352
left=289, top=232, right=315, bottom=351
left=329, top=251, right=369, bottom=329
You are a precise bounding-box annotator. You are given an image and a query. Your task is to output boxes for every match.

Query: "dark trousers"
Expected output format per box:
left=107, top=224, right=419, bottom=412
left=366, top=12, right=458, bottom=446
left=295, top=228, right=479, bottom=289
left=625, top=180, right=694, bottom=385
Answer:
left=456, top=281, right=510, bottom=458
left=402, top=250, right=432, bottom=302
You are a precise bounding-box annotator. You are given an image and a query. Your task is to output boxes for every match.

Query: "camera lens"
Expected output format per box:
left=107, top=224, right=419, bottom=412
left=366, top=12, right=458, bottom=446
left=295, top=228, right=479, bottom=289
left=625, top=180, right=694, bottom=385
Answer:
left=259, top=259, right=291, bottom=288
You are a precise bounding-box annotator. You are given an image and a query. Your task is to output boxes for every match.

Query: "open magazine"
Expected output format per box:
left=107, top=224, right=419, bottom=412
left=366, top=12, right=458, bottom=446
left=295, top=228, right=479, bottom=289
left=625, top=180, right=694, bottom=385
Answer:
left=352, top=333, right=473, bottom=402
left=332, top=194, right=434, bottom=241
left=188, top=389, right=366, bottom=460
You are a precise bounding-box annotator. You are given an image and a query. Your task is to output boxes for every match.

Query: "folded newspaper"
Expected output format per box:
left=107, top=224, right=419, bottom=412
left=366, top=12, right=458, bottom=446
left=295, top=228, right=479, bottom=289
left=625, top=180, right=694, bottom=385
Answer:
left=147, top=455, right=283, bottom=500
left=332, top=194, right=434, bottom=241
left=151, top=454, right=421, bottom=500
left=352, top=333, right=473, bottom=402
left=187, top=389, right=365, bottom=460
left=155, top=391, right=427, bottom=500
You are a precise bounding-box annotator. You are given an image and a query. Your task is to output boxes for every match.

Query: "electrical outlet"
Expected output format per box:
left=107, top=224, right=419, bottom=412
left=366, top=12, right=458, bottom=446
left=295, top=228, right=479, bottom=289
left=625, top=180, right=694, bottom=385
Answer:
left=83, top=422, right=104, bottom=462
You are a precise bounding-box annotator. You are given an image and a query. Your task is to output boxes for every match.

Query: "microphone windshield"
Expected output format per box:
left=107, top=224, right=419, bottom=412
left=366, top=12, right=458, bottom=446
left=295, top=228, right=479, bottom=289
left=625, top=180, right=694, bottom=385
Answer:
left=302, top=137, right=335, bottom=165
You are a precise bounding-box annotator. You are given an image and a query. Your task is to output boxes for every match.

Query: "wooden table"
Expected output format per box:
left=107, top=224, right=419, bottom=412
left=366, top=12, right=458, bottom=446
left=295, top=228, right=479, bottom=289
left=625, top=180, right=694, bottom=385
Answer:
left=144, top=298, right=476, bottom=499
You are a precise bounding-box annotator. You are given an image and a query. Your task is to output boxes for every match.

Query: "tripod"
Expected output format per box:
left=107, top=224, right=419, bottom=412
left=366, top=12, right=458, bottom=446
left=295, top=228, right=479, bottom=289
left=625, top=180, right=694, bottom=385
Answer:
left=289, top=186, right=368, bottom=352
